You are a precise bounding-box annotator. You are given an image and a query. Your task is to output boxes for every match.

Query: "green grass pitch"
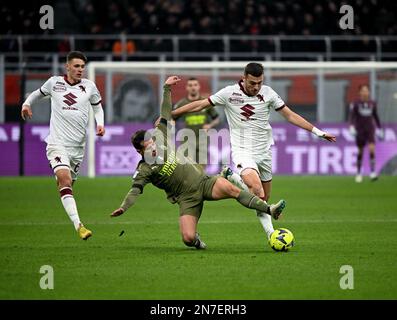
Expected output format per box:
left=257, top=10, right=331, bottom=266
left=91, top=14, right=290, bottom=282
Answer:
left=0, top=176, right=396, bottom=299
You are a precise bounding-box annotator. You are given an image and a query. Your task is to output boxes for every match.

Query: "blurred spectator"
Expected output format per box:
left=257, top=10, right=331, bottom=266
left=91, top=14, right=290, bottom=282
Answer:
left=112, top=38, right=136, bottom=58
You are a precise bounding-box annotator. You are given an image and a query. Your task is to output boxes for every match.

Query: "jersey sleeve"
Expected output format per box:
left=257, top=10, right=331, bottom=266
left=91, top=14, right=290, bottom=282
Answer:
left=348, top=102, right=357, bottom=126
left=119, top=163, right=152, bottom=212
left=131, top=163, right=152, bottom=193
left=269, top=88, right=285, bottom=111
left=208, top=87, right=229, bottom=106
left=40, top=77, right=54, bottom=96
left=89, top=83, right=102, bottom=105
left=372, top=102, right=381, bottom=128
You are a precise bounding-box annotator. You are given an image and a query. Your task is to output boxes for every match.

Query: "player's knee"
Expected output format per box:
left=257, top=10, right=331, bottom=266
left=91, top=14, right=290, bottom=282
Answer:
left=59, top=178, right=72, bottom=189
left=225, top=182, right=240, bottom=197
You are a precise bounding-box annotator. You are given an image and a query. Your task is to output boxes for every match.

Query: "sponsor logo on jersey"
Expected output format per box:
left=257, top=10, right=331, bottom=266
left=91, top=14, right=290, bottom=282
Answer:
left=52, top=85, right=67, bottom=92
left=232, top=92, right=242, bottom=96
left=159, top=151, right=178, bottom=176
left=56, top=81, right=65, bottom=85
left=228, top=97, right=245, bottom=104
left=63, top=92, right=78, bottom=106
left=240, top=104, right=257, bottom=121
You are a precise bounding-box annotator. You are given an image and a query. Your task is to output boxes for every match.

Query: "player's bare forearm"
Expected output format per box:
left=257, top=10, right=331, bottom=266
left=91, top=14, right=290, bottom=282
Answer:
left=279, top=106, right=314, bottom=131
left=279, top=105, right=336, bottom=142
left=171, top=99, right=209, bottom=118
left=203, top=117, right=220, bottom=130
left=160, top=76, right=181, bottom=121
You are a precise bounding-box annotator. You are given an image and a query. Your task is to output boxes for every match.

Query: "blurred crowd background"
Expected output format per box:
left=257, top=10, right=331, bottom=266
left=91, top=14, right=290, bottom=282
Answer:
left=1, top=0, right=397, bottom=57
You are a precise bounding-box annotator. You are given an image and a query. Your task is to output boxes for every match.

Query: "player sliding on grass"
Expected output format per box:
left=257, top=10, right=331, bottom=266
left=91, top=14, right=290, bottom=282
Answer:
left=110, top=76, right=286, bottom=249
left=172, top=62, right=336, bottom=242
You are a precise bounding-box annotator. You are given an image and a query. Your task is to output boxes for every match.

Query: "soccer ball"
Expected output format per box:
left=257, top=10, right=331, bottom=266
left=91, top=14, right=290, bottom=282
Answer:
left=269, top=228, right=295, bottom=252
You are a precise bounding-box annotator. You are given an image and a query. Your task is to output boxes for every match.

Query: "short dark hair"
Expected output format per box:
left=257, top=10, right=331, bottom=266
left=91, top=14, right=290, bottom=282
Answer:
left=188, top=77, right=198, bottom=82
left=131, top=130, right=148, bottom=151
left=67, top=51, right=87, bottom=63
left=244, top=62, right=264, bottom=77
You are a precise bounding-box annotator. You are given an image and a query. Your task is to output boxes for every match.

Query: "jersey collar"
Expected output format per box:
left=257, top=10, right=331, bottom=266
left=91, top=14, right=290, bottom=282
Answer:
left=63, top=75, right=81, bottom=86
left=239, top=79, right=263, bottom=100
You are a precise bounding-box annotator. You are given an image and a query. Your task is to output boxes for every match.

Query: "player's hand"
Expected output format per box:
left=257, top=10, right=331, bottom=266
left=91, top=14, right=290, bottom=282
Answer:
left=165, top=76, right=181, bottom=86
left=376, top=128, right=384, bottom=140
left=110, top=208, right=124, bottom=217
left=21, top=105, right=32, bottom=120
left=202, top=124, right=211, bottom=132
left=96, top=125, right=105, bottom=136
left=349, top=125, right=357, bottom=137
left=323, top=133, right=336, bottom=142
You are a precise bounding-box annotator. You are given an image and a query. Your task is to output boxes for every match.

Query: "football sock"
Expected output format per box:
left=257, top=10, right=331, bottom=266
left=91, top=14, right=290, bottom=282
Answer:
left=227, top=172, right=249, bottom=191
left=236, top=190, right=270, bottom=212
left=60, top=187, right=81, bottom=230
left=370, top=152, right=375, bottom=173
left=257, top=210, right=275, bottom=239
left=357, top=152, right=363, bottom=174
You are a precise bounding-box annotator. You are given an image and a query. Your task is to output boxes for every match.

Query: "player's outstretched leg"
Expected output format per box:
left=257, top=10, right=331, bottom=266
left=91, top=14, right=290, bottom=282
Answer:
left=220, top=166, right=249, bottom=191
left=211, top=177, right=286, bottom=220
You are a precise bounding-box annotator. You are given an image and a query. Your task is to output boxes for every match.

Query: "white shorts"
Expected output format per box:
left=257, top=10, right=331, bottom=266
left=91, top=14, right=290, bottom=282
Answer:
left=232, top=149, right=272, bottom=182
left=46, top=144, right=84, bottom=180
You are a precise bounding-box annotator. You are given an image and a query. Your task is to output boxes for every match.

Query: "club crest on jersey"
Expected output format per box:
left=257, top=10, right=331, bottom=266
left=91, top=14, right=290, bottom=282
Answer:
left=240, top=104, right=256, bottom=121
left=228, top=97, right=244, bottom=104
left=257, top=94, right=265, bottom=102
left=79, top=85, right=86, bottom=93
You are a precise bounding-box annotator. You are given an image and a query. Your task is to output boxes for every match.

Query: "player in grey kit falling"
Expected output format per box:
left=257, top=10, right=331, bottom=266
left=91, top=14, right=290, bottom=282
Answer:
left=349, top=84, right=383, bottom=182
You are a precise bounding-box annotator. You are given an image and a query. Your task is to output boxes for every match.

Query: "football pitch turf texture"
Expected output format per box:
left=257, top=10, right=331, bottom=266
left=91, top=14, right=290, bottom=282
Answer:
left=0, top=176, right=396, bottom=299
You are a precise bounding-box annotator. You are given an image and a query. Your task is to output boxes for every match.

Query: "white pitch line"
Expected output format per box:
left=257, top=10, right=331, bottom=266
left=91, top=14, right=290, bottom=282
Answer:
left=0, top=219, right=396, bottom=226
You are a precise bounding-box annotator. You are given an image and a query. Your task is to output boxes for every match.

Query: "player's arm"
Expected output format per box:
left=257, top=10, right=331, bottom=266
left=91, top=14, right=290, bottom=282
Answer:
left=171, top=98, right=211, bottom=119
left=278, top=105, right=336, bottom=142
left=21, top=77, right=54, bottom=120
left=160, top=76, right=181, bottom=121
left=348, top=102, right=357, bottom=136
left=373, top=103, right=381, bottom=129
left=91, top=102, right=105, bottom=136
left=373, top=103, right=384, bottom=139
left=203, top=108, right=220, bottom=130
left=110, top=169, right=151, bottom=217
left=90, top=83, right=105, bottom=136
left=21, top=88, right=49, bottom=120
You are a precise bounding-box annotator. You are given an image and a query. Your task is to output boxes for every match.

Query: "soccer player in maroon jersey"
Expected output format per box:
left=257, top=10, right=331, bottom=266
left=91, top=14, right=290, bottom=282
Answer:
left=348, top=84, right=383, bottom=182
